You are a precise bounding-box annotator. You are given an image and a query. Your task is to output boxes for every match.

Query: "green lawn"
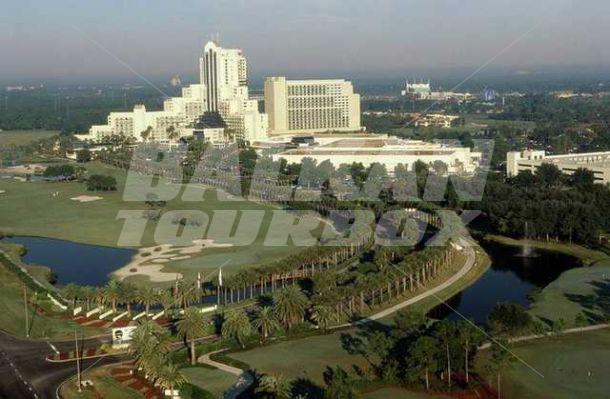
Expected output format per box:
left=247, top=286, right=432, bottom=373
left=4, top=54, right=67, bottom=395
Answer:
left=0, top=161, right=322, bottom=281
left=494, top=329, right=610, bottom=399
left=61, top=367, right=144, bottom=399
left=0, top=130, right=58, bottom=146
left=228, top=333, right=372, bottom=386
left=529, top=264, right=610, bottom=327
left=182, top=366, right=237, bottom=398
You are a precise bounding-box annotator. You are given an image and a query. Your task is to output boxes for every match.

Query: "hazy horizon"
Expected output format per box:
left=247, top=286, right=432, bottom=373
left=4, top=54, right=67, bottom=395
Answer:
left=1, top=0, right=609, bottom=84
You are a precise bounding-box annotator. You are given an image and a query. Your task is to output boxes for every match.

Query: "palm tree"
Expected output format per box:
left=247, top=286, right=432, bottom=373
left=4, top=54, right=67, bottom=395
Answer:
left=80, top=286, right=96, bottom=310
left=137, top=286, right=159, bottom=315
left=156, top=362, right=186, bottom=396
left=119, top=282, right=137, bottom=313
left=273, top=285, right=310, bottom=331
left=409, top=336, right=439, bottom=390
left=487, top=338, right=514, bottom=399
left=103, top=280, right=121, bottom=312
left=130, top=320, right=173, bottom=381
left=221, top=309, right=252, bottom=349
left=62, top=283, right=81, bottom=309
left=252, top=306, right=280, bottom=342
left=311, top=304, right=333, bottom=333
left=177, top=307, right=207, bottom=365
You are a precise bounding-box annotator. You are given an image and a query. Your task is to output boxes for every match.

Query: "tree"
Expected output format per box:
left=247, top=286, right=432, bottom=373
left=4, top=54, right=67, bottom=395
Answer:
left=166, top=125, right=179, bottom=140
left=571, top=167, right=595, bottom=186
left=456, top=320, right=484, bottom=384
left=43, top=164, right=75, bottom=178
left=137, top=286, right=159, bottom=315
left=535, top=163, right=562, bottom=186
left=323, top=366, right=355, bottom=399
left=408, top=336, right=439, bottom=390
left=273, top=285, right=310, bottom=331
left=252, top=306, right=280, bottom=342
left=130, top=319, right=172, bottom=379
left=119, top=282, right=137, bottom=313
left=76, top=149, right=91, bottom=163
left=486, top=339, right=515, bottom=399
left=221, top=309, right=252, bottom=348
left=177, top=307, right=207, bottom=365
left=488, top=303, right=532, bottom=336
left=311, top=304, right=333, bottom=334
left=103, top=280, right=121, bottom=312
left=255, top=374, right=291, bottom=399
left=62, top=283, right=81, bottom=308
left=140, top=126, right=153, bottom=142
left=431, top=320, right=457, bottom=387
left=86, top=174, right=117, bottom=191
left=156, top=362, right=186, bottom=395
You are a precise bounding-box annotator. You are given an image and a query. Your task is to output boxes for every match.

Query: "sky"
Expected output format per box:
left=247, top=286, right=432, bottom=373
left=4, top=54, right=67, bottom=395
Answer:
left=1, top=0, right=609, bottom=83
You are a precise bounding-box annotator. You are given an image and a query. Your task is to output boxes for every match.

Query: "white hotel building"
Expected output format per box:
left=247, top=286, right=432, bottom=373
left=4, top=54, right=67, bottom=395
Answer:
left=270, top=134, right=482, bottom=175
left=264, top=77, right=362, bottom=135
left=87, top=41, right=267, bottom=143
left=507, top=150, right=610, bottom=183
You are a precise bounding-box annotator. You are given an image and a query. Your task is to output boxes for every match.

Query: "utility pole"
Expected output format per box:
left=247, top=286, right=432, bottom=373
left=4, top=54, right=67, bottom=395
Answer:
left=22, top=284, right=29, bottom=338
left=74, top=331, right=82, bottom=392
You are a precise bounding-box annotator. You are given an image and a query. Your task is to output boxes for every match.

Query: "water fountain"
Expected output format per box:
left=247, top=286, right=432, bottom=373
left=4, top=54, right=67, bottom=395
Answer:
left=517, top=221, right=537, bottom=257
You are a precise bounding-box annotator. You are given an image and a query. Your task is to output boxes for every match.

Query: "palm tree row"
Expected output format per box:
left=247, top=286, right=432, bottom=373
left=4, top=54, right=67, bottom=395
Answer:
left=130, top=320, right=186, bottom=395
left=61, top=279, right=203, bottom=315
left=221, top=285, right=317, bottom=348
left=311, top=244, right=458, bottom=320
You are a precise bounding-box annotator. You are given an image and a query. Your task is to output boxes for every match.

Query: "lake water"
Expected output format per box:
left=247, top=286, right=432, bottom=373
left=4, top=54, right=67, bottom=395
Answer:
left=2, top=236, right=135, bottom=286
left=428, top=241, right=581, bottom=323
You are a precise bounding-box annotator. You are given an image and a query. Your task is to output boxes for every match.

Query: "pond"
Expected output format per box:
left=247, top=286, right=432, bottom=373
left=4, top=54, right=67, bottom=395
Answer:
left=428, top=240, right=581, bottom=323
left=2, top=236, right=136, bottom=286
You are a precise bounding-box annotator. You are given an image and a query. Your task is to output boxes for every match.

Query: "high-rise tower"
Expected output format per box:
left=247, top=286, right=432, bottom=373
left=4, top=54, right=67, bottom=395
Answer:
left=199, top=41, right=267, bottom=141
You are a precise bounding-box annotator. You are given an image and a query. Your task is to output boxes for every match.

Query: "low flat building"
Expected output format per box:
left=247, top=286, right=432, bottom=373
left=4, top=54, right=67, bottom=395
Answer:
left=507, top=150, right=610, bottom=183
left=270, top=134, right=482, bottom=174
left=264, top=77, right=362, bottom=135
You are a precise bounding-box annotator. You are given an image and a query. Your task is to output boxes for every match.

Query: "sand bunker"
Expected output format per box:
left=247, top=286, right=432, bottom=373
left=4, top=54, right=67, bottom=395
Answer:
left=0, top=190, right=5, bottom=195
left=0, top=163, right=46, bottom=175
left=113, top=239, right=234, bottom=282
left=70, top=195, right=103, bottom=203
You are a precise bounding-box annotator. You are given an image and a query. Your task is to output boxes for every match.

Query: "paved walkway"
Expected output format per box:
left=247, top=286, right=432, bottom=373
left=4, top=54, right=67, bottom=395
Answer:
left=198, top=349, right=253, bottom=399
left=479, top=323, right=610, bottom=349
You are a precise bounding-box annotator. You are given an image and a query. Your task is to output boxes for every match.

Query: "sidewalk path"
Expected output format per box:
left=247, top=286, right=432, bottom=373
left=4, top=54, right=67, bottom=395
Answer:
left=198, top=349, right=253, bottom=399
left=479, top=323, right=610, bottom=349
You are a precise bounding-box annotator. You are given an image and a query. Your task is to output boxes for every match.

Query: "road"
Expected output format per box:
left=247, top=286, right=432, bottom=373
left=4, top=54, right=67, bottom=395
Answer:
left=0, top=330, right=122, bottom=399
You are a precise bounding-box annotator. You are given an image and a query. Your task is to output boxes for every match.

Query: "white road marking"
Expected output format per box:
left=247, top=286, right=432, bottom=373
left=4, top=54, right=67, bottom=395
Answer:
left=47, top=341, right=60, bottom=355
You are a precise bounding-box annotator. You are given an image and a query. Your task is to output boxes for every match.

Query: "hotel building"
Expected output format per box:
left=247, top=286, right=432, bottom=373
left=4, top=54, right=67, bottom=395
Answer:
left=270, top=134, right=482, bottom=175
left=507, top=150, right=610, bottom=183
left=87, top=84, right=207, bottom=142
left=264, top=77, right=362, bottom=135
left=200, top=41, right=268, bottom=142
left=87, top=41, right=267, bottom=143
